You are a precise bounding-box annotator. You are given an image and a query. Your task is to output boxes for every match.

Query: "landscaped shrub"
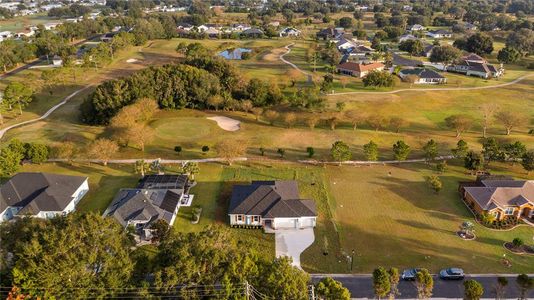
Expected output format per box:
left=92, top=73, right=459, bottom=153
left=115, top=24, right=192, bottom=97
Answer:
left=174, top=146, right=182, bottom=153
left=202, top=145, right=210, bottom=153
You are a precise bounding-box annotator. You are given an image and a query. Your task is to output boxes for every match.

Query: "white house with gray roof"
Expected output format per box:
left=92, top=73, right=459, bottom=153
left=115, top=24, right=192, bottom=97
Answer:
left=228, top=181, right=317, bottom=230
left=104, top=175, right=192, bottom=238
left=0, top=173, right=89, bottom=222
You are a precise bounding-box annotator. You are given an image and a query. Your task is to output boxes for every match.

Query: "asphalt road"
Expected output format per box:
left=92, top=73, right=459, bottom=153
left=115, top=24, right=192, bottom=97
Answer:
left=312, top=274, right=534, bottom=299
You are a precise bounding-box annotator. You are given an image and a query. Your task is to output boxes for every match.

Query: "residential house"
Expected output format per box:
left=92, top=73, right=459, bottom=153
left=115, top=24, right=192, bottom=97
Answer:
left=409, top=24, right=425, bottom=31
left=104, top=175, right=193, bottom=239
left=241, top=28, right=264, bottom=38
left=279, top=27, right=301, bottom=37
left=52, top=55, right=63, bottom=66
left=336, top=37, right=358, bottom=51
left=463, top=53, right=486, bottom=64
left=399, top=34, right=417, bottom=42
left=316, top=27, right=344, bottom=40
left=337, top=62, right=385, bottom=78
left=228, top=181, right=317, bottom=230
left=44, top=22, right=62, bottom=30
left=229, top=23, right=251, bottom=32
left=345, top=44, right=375, bottom=58
left=0, top=173, right=89, bottom=222
left=447, top=58, right=503, bottom=79
left=204, top=27, right=221, bottom=38
left=0, top=31, right=12, bottom=41
left=426, top=30, right=452, bottom=38
left=422, top=44, right=435, bottom=57
left=398, top=68, right=447, bottom=84
left=460, top=177, right=533, bottom=221
left=464, top=23, right=477, bottom=31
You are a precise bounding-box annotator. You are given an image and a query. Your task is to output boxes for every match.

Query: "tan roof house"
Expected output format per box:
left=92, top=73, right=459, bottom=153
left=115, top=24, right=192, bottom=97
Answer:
left=336, top=62, right=385, bottom=78
left=460, top=178, right=534, bottom=221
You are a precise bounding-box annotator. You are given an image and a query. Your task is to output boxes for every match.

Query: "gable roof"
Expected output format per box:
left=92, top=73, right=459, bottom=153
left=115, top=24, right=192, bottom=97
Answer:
left=337, top=62, right=384, bottom=72
left=463, top=53, right=486, bottom=63
left=229, top=181, right=316, bottom=218
left=464, top=180, right=534, bottom=210
left=0, top=173, right=87, bottom=215
left=399, top=68, right=445, bottom=79
left=105, top=175, right=189, bottom=227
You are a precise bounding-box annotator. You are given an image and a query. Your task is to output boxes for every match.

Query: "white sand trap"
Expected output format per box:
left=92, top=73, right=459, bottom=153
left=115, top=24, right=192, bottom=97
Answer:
left=126, top=58, right=138, bottom=63
left=207, top=116, right=241, bottom=131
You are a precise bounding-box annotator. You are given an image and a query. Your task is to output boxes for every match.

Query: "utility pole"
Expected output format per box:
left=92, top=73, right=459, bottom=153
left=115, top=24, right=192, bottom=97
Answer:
left=308, top=284, right=315, bottom=300
left=245, top=281, right=250, bottom=300
left=351, top=249, right=355, bottom=272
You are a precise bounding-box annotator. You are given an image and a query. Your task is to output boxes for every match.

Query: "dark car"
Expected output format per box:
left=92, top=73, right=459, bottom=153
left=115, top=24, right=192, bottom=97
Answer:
left=401, top=268, right=421, bottom=281
left=439, top=268, right=465, bottom=280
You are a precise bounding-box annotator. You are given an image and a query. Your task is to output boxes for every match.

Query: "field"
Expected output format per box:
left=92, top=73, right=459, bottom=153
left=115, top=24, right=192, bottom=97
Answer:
left=320, top=162, right=534, bottom=273
left=0, top=13, right=63, bottom=32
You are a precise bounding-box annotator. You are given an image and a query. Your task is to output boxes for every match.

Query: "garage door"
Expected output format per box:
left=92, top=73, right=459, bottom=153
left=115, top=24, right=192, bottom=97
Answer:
left=300, top=217, right=315, bottom=228
left=275, top=218, right=297, bottom=229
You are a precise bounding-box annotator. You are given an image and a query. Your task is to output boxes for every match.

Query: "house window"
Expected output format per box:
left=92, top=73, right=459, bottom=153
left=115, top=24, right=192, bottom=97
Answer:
left=253, top=216, right=259, bottom=222
left=237, top=215, right=243, bottom=222
left=504, top=207, right=514, bottom=215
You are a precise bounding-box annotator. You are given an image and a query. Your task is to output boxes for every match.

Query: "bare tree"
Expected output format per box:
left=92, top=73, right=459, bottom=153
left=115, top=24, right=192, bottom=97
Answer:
left=283, top=112, right=297, bottom=128
left=135, top=98, right=159, bottom=122
left=389, top=117, right=408, bottom=133
left=241, top=100, right=253, bottom=114
left=52, top=141, right=78, bottom=164
left=250, top=107, right=263, bottom=121
left=127, top=123, right=155, bottom=152
left=345, top=110, right=365, bottom=130
left=305, top=114, right=320, bottom=129
left=444, top=114, right=473, bottom=137
left=87, top=138, right=119, bottom=166
left=263, top=110, right=280, bottom=126
left=216, top=139, right=248, bottom=165
left=207, top=95, right=224, bottom=111
left=479, top=103, right=498, bottom=138
left=367, top=114, right=389, bottom=131
left=495, top=110, right=527, bottom=135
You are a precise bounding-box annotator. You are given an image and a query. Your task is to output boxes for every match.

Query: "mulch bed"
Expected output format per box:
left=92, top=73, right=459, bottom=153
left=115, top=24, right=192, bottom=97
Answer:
left=456, top=231, right=476, bottom=240
left=504, top=242, right=534, bottom=255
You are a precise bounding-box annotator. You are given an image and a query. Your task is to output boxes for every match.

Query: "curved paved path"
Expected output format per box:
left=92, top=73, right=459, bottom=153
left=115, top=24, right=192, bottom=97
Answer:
left=0, top=86, right=92, bottom=140
left=277, top=44, right=533, bottom=95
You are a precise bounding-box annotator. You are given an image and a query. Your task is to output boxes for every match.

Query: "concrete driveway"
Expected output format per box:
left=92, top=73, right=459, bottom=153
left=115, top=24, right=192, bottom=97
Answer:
left=275, top=228, right=315, bottom=269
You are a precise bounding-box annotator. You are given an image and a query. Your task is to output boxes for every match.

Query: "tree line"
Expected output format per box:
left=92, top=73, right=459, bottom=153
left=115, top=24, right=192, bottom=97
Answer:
left=0, top=214, right=351, bottom=299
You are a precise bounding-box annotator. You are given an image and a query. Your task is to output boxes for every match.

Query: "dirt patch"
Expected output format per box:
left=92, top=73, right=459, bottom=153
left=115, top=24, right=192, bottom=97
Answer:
left=207, top=116, right=240, bottom=131
left=261, top=47, right=287, bottom=62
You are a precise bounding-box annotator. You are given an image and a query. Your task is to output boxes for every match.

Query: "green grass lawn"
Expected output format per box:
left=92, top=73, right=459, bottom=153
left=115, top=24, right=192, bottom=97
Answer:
left=0, top=13, right=63, bottom=32
left=322, top=161, right=534, bottom=273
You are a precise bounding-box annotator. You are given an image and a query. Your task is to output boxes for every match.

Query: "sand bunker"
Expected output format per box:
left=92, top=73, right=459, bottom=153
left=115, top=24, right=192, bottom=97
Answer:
left=207, top=116, right=240, bottom=131
left=126, top=58, right=138, bottom=63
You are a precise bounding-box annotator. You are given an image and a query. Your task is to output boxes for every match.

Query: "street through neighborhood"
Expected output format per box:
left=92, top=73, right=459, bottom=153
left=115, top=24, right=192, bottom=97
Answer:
left=311, top=274, right=534, bottom=299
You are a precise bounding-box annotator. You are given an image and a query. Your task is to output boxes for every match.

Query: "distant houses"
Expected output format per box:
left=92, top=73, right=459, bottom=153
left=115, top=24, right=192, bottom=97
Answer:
left=337, top=62, right=385, bottom=78
left=0, top=173, right=89, bottom=222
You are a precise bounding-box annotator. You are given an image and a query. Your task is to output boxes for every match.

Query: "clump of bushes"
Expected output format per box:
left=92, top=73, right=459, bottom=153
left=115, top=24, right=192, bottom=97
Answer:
left=477, top=213, right=518, bottom=229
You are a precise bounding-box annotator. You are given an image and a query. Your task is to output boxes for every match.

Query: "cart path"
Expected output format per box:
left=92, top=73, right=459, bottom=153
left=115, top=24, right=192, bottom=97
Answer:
left=0, top=86, right=92, bottom=140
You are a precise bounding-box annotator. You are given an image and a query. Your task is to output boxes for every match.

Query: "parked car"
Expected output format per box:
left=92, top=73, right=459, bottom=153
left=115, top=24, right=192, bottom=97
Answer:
left=439, top=268, right=465, bottom=280
left=401, top=268, right=421, bottom=281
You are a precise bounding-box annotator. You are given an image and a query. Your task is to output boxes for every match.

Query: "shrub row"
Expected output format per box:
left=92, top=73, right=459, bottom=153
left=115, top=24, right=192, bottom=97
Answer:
left=231, top=225, right=262, bottom=229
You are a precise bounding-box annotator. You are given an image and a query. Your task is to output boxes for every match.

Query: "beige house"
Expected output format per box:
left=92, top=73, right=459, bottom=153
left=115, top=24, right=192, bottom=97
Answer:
left=461, top=178, right=533, bottom=221
left=337, top=62, right=385, bottom=78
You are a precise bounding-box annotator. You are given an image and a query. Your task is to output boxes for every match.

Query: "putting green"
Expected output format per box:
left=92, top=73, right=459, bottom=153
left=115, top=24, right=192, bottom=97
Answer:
left=151, top=117, right=215, bottom=141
